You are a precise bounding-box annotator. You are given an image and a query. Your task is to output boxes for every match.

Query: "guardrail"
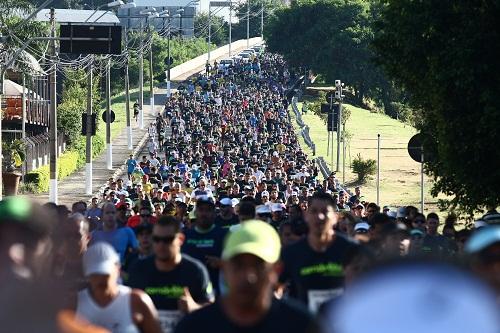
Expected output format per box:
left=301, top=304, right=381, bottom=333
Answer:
left=291, top=95, right=315, bottom=155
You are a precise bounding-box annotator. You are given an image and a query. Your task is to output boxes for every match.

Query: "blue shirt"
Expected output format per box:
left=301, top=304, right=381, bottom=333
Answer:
left=127, top=158, right=138, bottom=173
left=91, top=227, right=138, bottom=263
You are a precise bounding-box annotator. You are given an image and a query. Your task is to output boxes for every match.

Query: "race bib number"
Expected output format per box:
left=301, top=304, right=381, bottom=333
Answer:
left=308, top=289, right=343, bottom=313
left=158, top=310, right=183, bottom=333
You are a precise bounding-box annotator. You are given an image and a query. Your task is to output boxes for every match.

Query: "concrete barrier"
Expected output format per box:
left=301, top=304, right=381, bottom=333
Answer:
left=170, top=37, right=263, bottom=80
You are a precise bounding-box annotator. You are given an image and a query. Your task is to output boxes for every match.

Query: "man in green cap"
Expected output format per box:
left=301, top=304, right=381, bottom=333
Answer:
left=174, top=220, right=317, bottom=333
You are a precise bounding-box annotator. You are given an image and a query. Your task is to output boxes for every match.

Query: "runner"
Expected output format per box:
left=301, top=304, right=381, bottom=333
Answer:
left=77, top=243, right=162, bottom=333
left=182, top=196, right=228, bottom=295
left=174, top=220, right=317, bottom=333
left=90, top=203, right=138, bottom=263
left=279, top=192, right=361, bottom=312
left=128, top=216, right=214, bottom=333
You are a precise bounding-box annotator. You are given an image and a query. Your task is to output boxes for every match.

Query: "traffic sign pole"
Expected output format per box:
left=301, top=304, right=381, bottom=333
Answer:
left=377, top=134, right=380, bottom=206
left=421, top=147, right=424, bottom=213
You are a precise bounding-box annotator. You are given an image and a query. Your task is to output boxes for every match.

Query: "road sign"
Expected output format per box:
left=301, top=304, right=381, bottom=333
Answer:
left=81, top=113, right=97, bottom=136
left=326, top=91, right=335, bottom=104
left=408, top=133, right=423, bottom=163
left=321, top=103, right=330, bottom=113
left=60, top=25, right=122, bottom=55
left=164, top=56, right=174, bottom=65
left=102, top=110, right=116, bottom=123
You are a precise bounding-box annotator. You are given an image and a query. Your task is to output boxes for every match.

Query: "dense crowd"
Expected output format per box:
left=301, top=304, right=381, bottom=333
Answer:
left=2, top=52, right=500, bottom=333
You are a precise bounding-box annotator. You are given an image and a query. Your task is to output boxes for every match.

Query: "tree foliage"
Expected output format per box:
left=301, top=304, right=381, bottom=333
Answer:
left=231, top=0, right=284, bottom=41
left=264, top=0, right=386, bottom=105
left=195, top=13, right=228, bottom=46
left=58, top=69, right=101, bottom=146
left=372, top=0, right=500, bottom=213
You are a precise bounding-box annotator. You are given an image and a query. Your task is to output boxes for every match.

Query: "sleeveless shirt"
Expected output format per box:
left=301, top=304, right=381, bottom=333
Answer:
left=76, top=284, right=140, bottom=333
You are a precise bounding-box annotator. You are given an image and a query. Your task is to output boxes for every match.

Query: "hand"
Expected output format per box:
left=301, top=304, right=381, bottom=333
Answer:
left=178, top=287, right=200, bottom=314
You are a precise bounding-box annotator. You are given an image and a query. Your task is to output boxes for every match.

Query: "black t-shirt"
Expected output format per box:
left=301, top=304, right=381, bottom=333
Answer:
left=214, top=214, right=240, bottom=229
left=174, top=298, right=317, bottom=333
left=182, top=225, right=228, bottom=294
left=127, top=254, right=213, bottom=311
left=279, top=235, right=360, bottom=312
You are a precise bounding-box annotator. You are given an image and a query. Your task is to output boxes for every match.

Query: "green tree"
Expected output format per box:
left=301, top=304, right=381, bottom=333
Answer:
left=194, top=12, right=228, bottom=46
left=58, top=69, right=101, bottom=146
left=372, top=0, right=500, bottom=213
left=231, top=0, right=283, bottom=42
left=265, top=0, right=384, bottom=105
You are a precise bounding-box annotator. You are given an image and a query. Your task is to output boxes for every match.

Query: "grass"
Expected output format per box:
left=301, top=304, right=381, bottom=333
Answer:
left=96, top=86, right=154, bottom=141
left=291, top=100, right=440, bottom=213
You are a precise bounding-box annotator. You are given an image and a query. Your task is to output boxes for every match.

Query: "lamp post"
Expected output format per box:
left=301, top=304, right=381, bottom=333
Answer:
left=177, top=8, right=184, bottom=38
left=138, top=8, right=157, bottom=130
left=229, top=1, right=232, bottom=57
left=208, top=1, right=212, bottom=62
left=246, top=0, right=250, bottom=47
left=164, top=13, right=181, bottom=98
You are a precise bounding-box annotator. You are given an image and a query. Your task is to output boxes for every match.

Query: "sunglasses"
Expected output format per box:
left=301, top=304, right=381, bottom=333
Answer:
left=152, top=235, right=176, bottom=244
left=140, top=214, right=152, bottom=217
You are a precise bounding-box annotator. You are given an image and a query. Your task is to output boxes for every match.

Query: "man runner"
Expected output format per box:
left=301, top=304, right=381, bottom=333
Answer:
left=279, top=192, right=361, bottom=313
left=175, top=220, right=317, bottom=333
left=128, top=216, right=214, bottom=333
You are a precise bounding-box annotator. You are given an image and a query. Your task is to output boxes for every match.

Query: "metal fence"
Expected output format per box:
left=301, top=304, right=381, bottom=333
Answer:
left=24, top=133, right=66, bottom=173
left=291, top=96, right=316, bottom=155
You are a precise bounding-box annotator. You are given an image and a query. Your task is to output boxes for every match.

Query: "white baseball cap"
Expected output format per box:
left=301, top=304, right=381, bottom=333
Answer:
left=83, top=243, right=120, bottom=276
left=256, top=205, right=271, bottom=214
left=271, top=203, right=284, bottom=212
left=354, top=222, right=370, bottom=233
left=220, top=198, right=233, bottom=206
left=261, top=191, right=270, bottom=197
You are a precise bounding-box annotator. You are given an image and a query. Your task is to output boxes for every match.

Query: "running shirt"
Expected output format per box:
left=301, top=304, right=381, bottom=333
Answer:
left=76, top=285, right=140, bottom=333
left=174, top=298, right=317, bottom=333
left=279, top=235, right=360, bottom=312
left=128, top=255, right=214, bottom=333
left=90, top=228, right=138, bottom=264
left=182, top=225, right=228, bottom=294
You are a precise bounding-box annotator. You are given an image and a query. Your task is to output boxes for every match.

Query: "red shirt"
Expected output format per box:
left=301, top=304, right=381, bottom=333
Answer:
left=127, top=215, right=158, bottom=228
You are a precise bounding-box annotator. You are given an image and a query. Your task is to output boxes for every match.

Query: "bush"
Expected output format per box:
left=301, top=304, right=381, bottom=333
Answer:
left=24, top=151, right=80, bottom=193
left=351, top=153, right=376, bottom=183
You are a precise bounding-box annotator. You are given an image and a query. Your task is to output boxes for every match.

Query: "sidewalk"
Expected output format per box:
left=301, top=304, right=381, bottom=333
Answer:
left=29, top=40, right=258, bottom=206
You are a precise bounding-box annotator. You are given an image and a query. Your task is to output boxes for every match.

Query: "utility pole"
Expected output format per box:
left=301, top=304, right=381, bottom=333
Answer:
left=166, top=19, right=172, bottom=98
left=85, top=60, right=93, bottom=195
left=261, top=1, right=263, bottom=39
left=49, top=7, right=58, bottom=203
left=247, top=0, right=250, bottom=47
left=208, top=1, right=211, bottom=62
left=149, top=23, right=154, bottom=118
left=124, top=27, right=132, bottom=150
left=106, top=58, right=112, bottom=170
left=139, top=20, right=144, bottom=129
left=335, top=80, right=344, bottom=173
left=229, top=2, right=232, bottom=57
left=21, top=74, right=26, bottom=140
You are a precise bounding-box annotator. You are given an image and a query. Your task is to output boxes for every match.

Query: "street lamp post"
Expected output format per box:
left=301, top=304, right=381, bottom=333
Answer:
left=138, top=19, right=145, bottom=129
left=165, top=13, right=181, bottom=98
left=208, top=1, right=211, bottom=62
left=124, top=27, right=133, bottom=150
left=247, top=0, right=250, bottom=47
left=229, top=2, right=232, bottom=57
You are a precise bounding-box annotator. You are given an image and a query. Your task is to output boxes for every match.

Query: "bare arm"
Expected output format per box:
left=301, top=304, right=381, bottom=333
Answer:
left=131, top=289, right=163, bottom=333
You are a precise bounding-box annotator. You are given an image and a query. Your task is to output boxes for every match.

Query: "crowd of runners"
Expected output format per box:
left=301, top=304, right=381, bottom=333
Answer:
left=2, top=52, right=500, bottom=333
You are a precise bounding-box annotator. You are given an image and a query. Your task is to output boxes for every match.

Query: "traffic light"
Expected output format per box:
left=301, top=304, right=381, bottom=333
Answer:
left=81, top=113, right=97, bottom=136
